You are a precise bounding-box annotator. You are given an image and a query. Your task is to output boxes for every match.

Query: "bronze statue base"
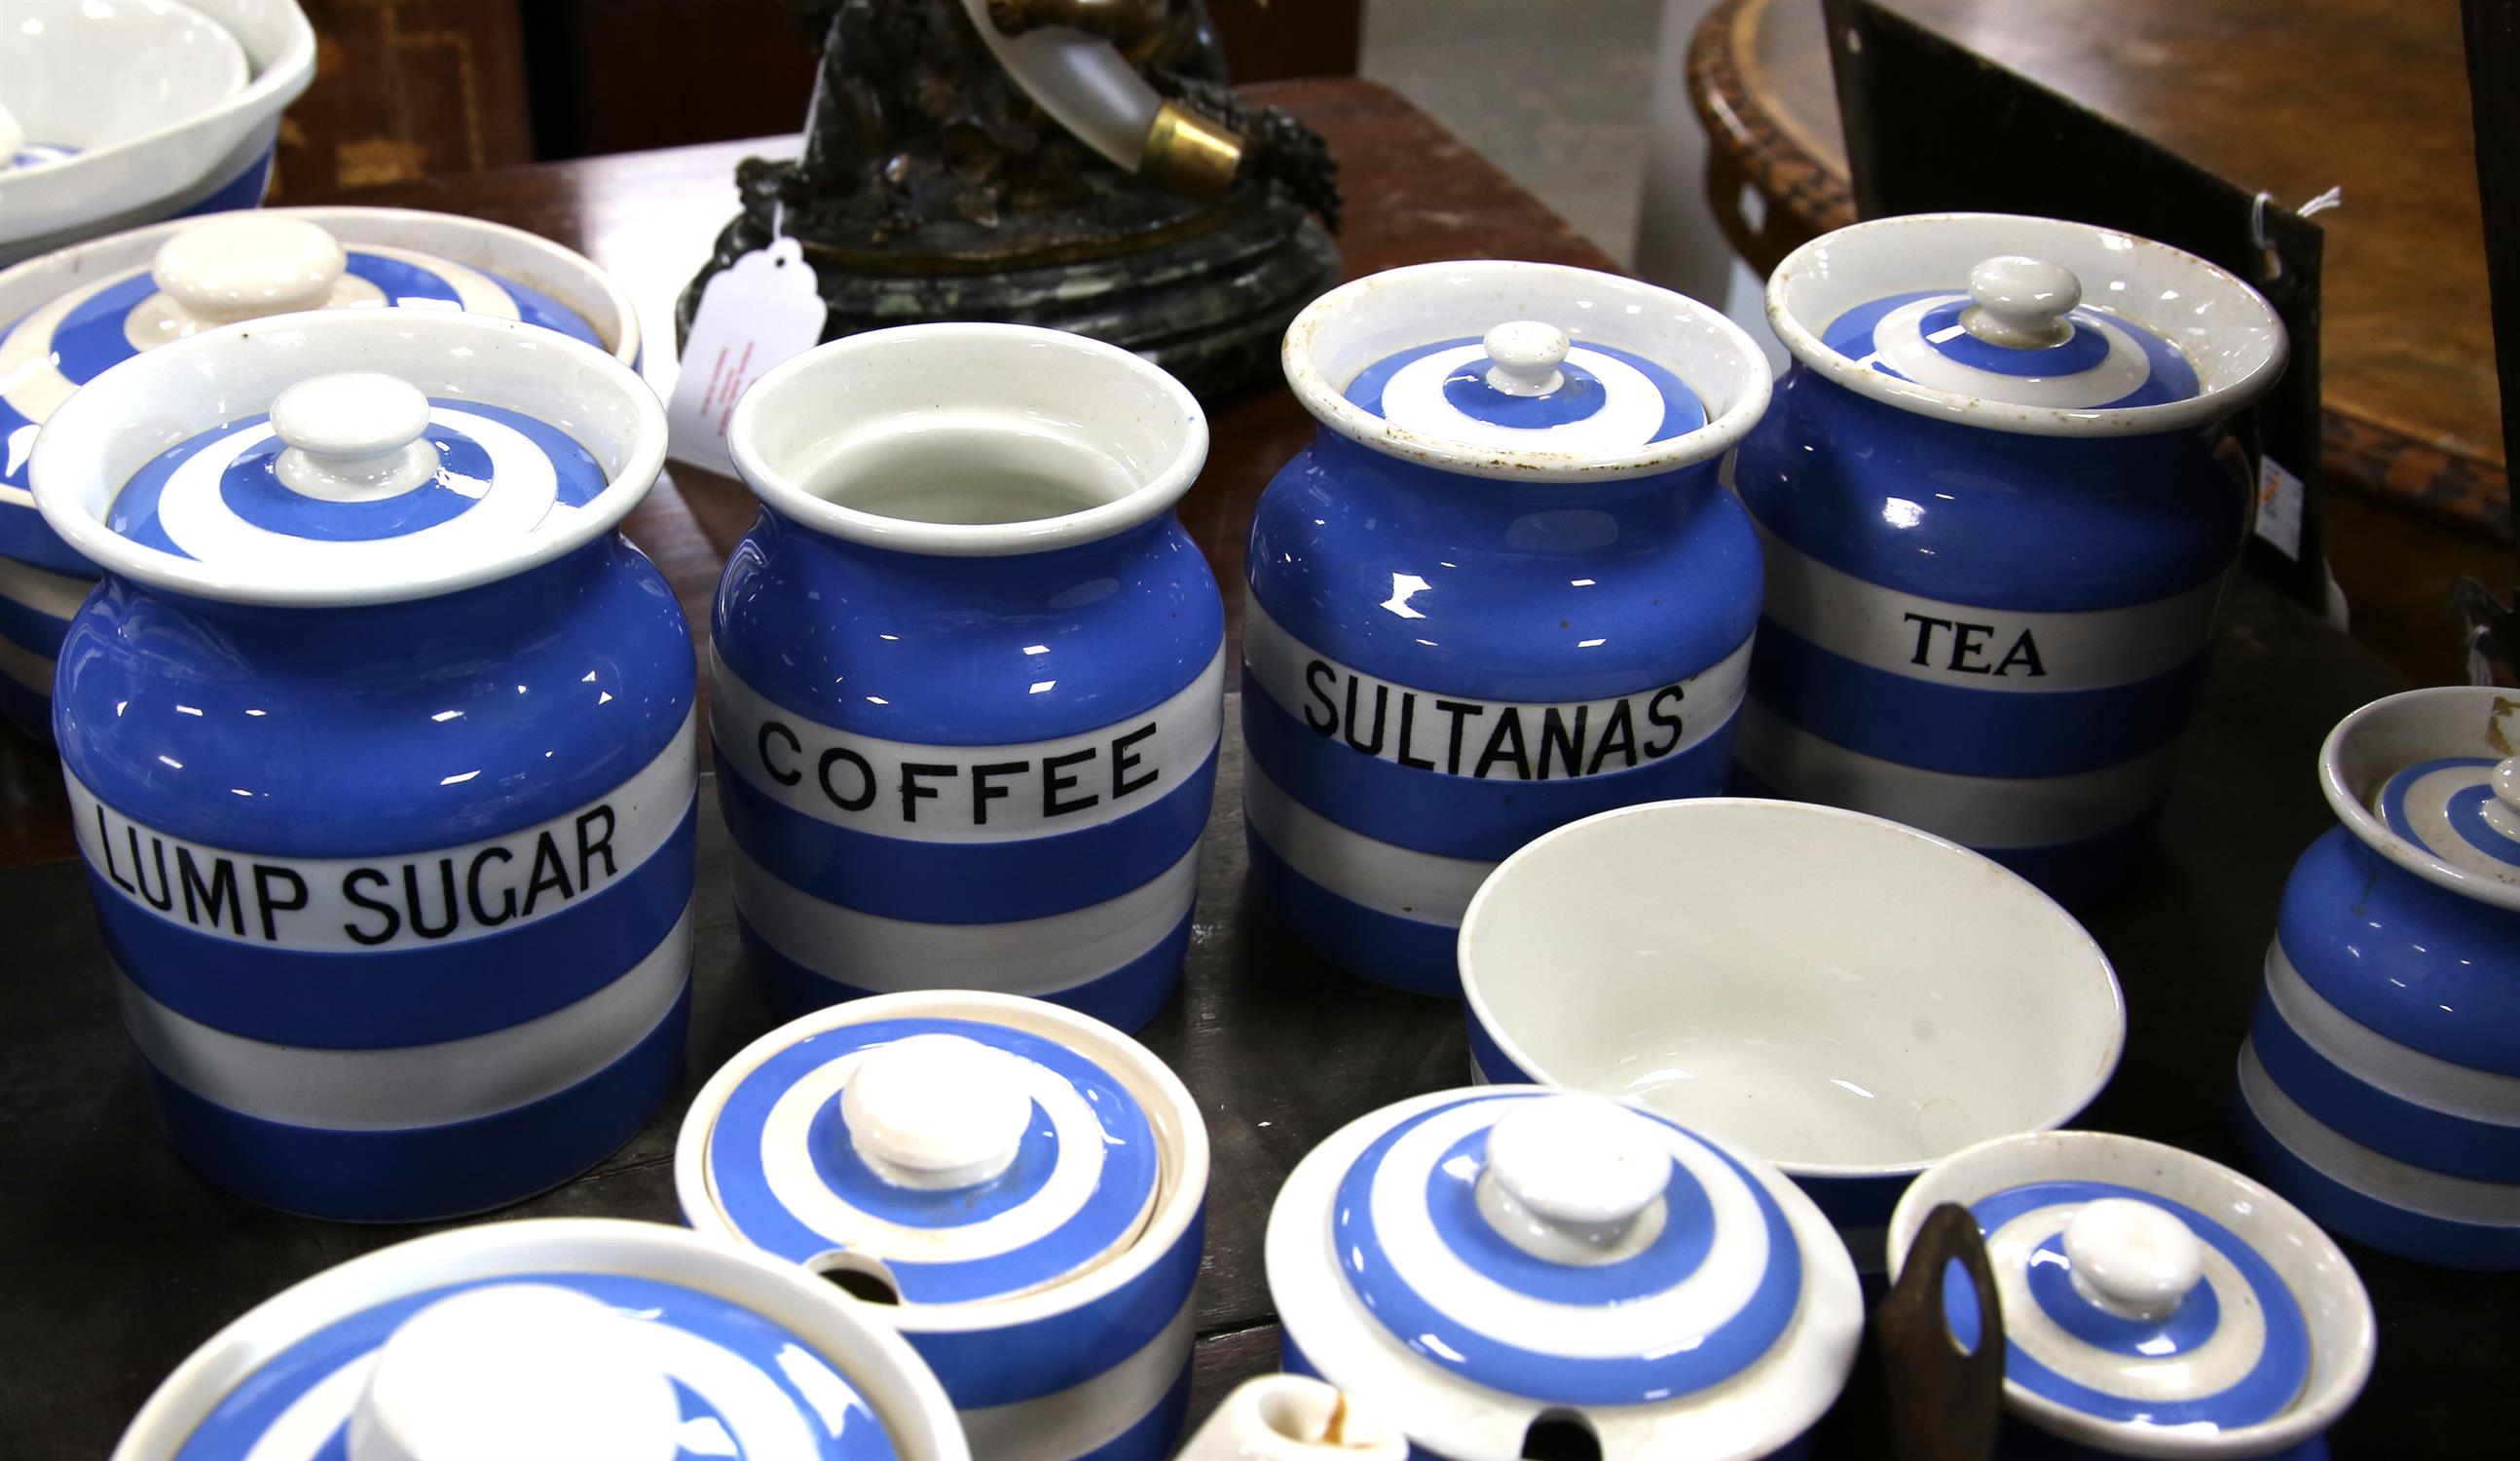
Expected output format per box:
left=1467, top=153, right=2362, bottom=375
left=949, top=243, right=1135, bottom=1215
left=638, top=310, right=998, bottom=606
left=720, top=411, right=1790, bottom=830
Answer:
left=678, top=182, right=1339, bottom=404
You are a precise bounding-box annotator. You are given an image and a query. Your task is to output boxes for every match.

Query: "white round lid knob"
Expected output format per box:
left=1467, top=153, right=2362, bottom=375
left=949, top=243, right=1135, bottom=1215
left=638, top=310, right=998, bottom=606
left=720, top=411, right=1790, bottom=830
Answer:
left=1962, top=254, right=2084, bottom=349
left=269, top=373, right=442, bottom=501
left=346, top=1284, right=681, bottom=1461
left=152, top=215, right=350, bottom=325
left=842, top=1033, right=1036, bottom=1191
left=2484, top=756, right=2520, bottom=842
left=1484, top=1094, right=1673, bottom=1233
left=2062, top=1197, right=2206, bottom=1323
left=1482, top=319, right=1571, bottom=396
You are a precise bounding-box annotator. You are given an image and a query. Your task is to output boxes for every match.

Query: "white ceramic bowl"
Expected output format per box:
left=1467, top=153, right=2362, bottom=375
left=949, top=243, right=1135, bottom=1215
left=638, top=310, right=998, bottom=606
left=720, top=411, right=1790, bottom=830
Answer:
left=0, top=0, right=313, bottom=264
left=1459, top=798, right=2126, bottom=1253
left=1, top=0, right=246, bottom=162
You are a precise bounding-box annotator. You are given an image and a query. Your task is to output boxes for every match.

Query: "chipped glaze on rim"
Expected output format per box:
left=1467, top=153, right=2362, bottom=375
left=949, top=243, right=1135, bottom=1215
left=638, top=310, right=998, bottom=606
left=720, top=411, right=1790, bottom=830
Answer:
left=1766, top=213, right=2287, bottom=439
left=1280, top=260, right=1773, bottom=482
left=2319, top=686, right=2520, bottom=915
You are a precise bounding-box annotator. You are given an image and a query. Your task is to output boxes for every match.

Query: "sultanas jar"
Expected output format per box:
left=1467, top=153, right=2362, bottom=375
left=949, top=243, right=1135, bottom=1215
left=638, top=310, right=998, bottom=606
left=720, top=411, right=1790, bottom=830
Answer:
left=31, top=309, right=694, bottom=1222
left=712, top=323, right=1221, bottom=1032
left=0, top=206, right=641, bottom=742
left=1730, top=214, right=2287, bottom=904
left=1246, top=260, right=1774, bottom=996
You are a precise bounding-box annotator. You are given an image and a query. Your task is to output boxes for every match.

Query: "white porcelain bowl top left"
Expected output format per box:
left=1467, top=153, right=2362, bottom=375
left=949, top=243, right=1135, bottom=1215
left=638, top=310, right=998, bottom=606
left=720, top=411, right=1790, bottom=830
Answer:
left=0, top=0, right=246, bottom=164
left=1460, top=798, right=2126, bottom=1183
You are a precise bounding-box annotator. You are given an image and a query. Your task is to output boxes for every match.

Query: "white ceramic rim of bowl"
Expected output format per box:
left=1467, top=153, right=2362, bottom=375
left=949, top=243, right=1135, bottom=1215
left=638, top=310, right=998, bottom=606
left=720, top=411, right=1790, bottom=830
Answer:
left=725, top=320, right=1209, bottom=558
left=0, top=0, right=249, bottom=150
left=1457, top=796, right=2128, bottom=1182
left=107, top=1217, right=973, bottom=1461
left=0, top=204, right=643, bottom=367
left=28, top=309, right=667, bottom=608
left=2317, top=685, right=2520, bottom=913
left=675, top=988, right=1211, bottom=1335
left=1279, top=258, right=1774, bottom=482
left=0, top=0, right=315, bottom=247
left=1765, top=211, right=2288, bottom=438
left=1885, top=1129, right=2377, bottom=1458
left=1261, top=1084, right=1863, bottom=1460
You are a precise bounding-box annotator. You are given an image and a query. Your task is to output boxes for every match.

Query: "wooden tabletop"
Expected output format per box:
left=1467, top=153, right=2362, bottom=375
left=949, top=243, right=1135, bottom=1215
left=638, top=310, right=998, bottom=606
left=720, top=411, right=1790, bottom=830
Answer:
left=0, top=76, right=1613, bottom=874
left=1689, top=0, right=2509, bottom=537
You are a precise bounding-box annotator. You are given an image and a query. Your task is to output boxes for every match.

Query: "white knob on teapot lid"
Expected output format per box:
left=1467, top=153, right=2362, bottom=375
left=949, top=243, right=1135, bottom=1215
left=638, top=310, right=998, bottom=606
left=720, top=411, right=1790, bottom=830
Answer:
left=843, top=1032, right=1035, bottom=1190
left=153, top=215, right=349, bottom=326
left=1477, top=1094, right=1672, bottom=1262
left=346, top=1284, right=681, bottom=1461
left=1483, top=320, right=1571, bottom=396
left=2062, top=1197, right=2205, bottom=1323
left=270, top=373, right=441, bottom=501
left=1961, top=255, right=2082, bottom=349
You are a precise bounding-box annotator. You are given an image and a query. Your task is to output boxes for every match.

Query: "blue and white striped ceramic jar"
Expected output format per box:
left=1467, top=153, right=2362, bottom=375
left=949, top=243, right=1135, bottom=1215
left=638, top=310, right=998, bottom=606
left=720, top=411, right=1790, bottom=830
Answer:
left=31, top=309, right=693, bottom=1222
left=111, top=1218, right=970, bottom=1461
left=1891, top=1131, right=2374, bottom=1459
left=0, top=206, right=640, bottom=744
left=1246, top=261, right=1774, bottom=996
left=678, top=990, right=1208, bottom=1461
left=1730, top=215, right=2288, bottom=905
left=1265, top=1088, right=1861, bottom=1460
left=2229, top=688, right=2520, bottom=1269
left=713, top=323, right=1220, bottom=1031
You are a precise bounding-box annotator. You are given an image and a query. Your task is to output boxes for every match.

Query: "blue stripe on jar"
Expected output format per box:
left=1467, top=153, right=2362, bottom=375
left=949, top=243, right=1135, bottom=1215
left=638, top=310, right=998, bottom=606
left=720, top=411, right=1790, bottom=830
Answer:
left=2228, top=1075, right=2520, bottom=1272
left=895, top=1212, right=1204, bottom=1408
left=739, top=903, right=1195, bottom=1033
left=0, top=512, right=96, bottom=573
left=340, top=251, right=606, bottom=352
left=0, top=582, right=73, bottom=658
left=1912, top=299, right=2112, bottom=376
left=169, top=1266, right=897, bottom=1461
left=141, top=982, right=687, bottom=1222
left=56, top=545, right=692, bottom=855
left=87, top=797, right=695, bottom=1048
left=1426, top=1128, right=1718, bottom=1304
left=1245, top=829, right=1459, bottom=996
left=1064, top=1359, right=1193, bottom=1461
left=1955, top=1180, right=2310, bottom=1428
left=1746, top=618, right=2208, bottom=779
left=703, top=1018, right=1157, bottom=1301
left=714, top=744, right=1215, bottom=925
left=2381, top=756, right=2520, bottom=868
left=2247, top=987, right=2520, bottom=1183
left=1442, top=358, right=1609, bottom=428
left=44, top=274, right=159, bottom=388
left=1465, top=1013, right=1535, bottom=1085
left=1241, top=683, right=1738, bottom=861
left=2275, top=832, right=2520, bottom=1075
left=1332, top=1102, right=1802, bottom=1405
left=1343, top=337, right=1706, bottom=443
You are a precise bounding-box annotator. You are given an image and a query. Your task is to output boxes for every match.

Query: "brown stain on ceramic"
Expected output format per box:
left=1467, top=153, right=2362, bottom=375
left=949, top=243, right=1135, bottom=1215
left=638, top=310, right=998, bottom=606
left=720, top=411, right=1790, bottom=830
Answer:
left=2486, top=695, right=2517, bottom=757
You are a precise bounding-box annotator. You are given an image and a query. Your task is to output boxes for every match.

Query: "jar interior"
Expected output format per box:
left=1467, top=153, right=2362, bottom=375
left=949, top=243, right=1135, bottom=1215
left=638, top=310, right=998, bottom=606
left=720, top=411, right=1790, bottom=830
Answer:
left=797, top=418, right=1135, bottom=527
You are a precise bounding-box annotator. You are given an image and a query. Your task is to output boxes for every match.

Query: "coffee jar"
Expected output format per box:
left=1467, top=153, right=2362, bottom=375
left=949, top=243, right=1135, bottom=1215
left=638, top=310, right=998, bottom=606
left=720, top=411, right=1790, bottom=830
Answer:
left=32, top=309, right=695, bottom=1221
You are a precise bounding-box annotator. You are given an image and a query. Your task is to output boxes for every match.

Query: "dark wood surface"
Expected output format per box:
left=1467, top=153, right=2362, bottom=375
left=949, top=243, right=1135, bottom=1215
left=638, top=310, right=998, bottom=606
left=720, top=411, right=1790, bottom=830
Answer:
left=0, top=77, right=1616, bottom=874
left=7, top=575, right=2516, bottom=1456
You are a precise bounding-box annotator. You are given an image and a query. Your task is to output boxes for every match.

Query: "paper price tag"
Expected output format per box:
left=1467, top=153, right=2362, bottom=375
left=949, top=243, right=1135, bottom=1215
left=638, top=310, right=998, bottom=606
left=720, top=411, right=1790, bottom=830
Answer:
left=665, top=236, right=825, bottom=477
left=2252, top=455, right=2307, bottom=561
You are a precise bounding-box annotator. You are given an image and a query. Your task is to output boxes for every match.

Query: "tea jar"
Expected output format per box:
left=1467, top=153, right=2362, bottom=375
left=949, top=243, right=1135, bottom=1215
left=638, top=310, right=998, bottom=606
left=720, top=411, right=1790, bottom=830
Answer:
left=1265, top=1087, right=1862, bottom=1459
left=2229, top=687, right=2520, bottom=1268
left=713, top=323, right=1221, bottom=1031
left=1729, top=214, right=2287, bottom=905
left=112, top=1218, right=969, bottom=1460
left=1889, top=1131, right=2375, bottom=1458
left=0, top=206, right=641, bottom=743
left=1246, top=260, right=1774, bottom=995
left=677, top=990, right=1208, bottom=1461
left=31, top=308, right=695, bottom=1221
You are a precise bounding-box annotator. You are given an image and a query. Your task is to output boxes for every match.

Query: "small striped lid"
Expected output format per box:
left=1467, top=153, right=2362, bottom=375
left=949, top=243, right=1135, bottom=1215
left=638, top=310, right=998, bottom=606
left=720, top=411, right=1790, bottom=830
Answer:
left=2321, top=686, right=2520, bottom=911
left=112, top=1219, right=965, bottom=1461
left=1823, top=254, right=2203, bottom=410
left=683, top=1013, right=1165, bottom=1305
left=1339, top=319, right=1707, bottom=462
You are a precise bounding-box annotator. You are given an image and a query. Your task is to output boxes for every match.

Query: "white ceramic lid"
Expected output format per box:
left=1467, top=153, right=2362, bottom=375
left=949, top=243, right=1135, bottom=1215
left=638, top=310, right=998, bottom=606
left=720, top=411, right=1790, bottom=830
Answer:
left=1888, top=1131, right=2375, bottom=1457
left=28, top=308, right=665, bottom=607
left=1265, top=1086, right=1862, bottom=1460
left=1767, top=213, right=2286, bottom=437
left=2318, top=686, right=2520, bottom=912
left=679, top=991, right=1205, bottom=1317
left=111, top=1218, right=970, bottom=1461
left=1280, top=260, right=1772, bottom=482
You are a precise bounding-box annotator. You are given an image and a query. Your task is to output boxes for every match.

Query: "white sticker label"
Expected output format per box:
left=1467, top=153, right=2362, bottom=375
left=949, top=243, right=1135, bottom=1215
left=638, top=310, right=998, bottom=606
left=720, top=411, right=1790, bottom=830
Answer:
left=2253, top=455, right=2307, bottom=561
left=665, top=236, right=826, bottom=477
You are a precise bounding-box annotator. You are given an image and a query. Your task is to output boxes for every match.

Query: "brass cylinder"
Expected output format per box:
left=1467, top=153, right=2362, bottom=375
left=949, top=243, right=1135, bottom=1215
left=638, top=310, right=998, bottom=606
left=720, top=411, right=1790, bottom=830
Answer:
left=1140, top=100, right=1243, bottom=199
